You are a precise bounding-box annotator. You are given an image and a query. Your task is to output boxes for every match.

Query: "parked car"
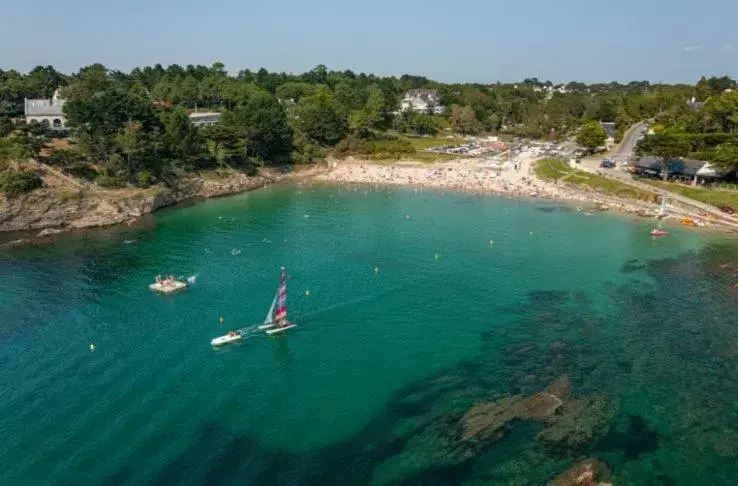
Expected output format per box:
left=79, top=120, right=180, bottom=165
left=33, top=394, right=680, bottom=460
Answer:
left=717, top=205, right=734, bottom=214
left=600, top=158, right=616, bottom=168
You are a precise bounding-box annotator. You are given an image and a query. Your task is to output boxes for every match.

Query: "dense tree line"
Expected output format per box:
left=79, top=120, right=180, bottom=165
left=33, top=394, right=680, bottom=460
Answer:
left=1, top=62, right=735, bottom=195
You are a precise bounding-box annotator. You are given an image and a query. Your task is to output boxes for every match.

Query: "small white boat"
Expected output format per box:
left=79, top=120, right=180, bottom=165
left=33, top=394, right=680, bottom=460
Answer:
left=262, top=267, right=297, bottom=335
left=149, top=278, right=187, bottom=294
left=211, top=332, right=242, bottom=346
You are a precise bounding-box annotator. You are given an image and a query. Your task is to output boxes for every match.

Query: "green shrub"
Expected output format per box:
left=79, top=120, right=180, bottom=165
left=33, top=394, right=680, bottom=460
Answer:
left=45, top=149, right=84, bottom=167
left=95, top=175, right=126, bottom=188
left=136, top=170, right=155, bottom=187
left=335, top=134, right=414, bottom=158
left=0, top=169, right=42, bottom=197
left=64, top=163, right=98, bottom=181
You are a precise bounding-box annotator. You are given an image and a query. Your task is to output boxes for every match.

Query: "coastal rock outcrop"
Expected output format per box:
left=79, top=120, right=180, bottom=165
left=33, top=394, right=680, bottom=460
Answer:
left=0, top=171, right=275, bottom=233
left=548, top=459, right=612, bottom=486
left=461, top=375, right=614, bottom=457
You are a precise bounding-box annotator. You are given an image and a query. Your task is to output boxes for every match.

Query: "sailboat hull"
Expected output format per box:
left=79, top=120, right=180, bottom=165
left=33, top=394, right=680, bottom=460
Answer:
left=266, top=324, right=297, bottom=335
left=258, top=324, right=276, bottom=330
left=211, top=334, right=242, bottom=346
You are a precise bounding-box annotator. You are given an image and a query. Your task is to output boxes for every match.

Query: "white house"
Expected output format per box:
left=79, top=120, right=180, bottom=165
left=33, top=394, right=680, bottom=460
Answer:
left=24, top=89, right=66, bottom=129
left=400, top=89, right=445, bottom=114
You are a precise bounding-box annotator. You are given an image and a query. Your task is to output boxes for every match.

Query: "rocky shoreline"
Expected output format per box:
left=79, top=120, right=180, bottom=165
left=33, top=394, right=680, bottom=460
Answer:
left=3, top=158, right=735, bottom=245
left=0, top=167, right=323, bottom=242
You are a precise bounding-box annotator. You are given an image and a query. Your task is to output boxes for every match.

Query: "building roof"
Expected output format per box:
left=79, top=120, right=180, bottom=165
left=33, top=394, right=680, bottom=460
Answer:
left=404, top=89, right=440, bottom=102
left=25, top=99, right=65, bottom=117
left=635, top=156, right=722, bottom=177
left=188, top=112, right=221, bottom=125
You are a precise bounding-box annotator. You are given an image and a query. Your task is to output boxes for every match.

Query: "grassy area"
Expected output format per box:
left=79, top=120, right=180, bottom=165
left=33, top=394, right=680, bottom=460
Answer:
left=534, top=158, right=572, bottom=181
left=332, top=134, right=463, bottom=163
left=534, top=158, right=654, bottom=202
left=640, top=179, right=738, bottom=209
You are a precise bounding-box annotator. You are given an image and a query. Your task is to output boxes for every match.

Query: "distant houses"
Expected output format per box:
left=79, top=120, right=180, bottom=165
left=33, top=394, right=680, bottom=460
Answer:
left=24, top=89, right=66, bottom=129
left=533, top=85, right=570, bottom=100
left=400, top=89, right=445, bottom=114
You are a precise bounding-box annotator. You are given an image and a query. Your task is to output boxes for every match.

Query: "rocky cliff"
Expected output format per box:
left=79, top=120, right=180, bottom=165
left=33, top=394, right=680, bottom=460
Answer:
left=0, top=171, right=275, bottom=234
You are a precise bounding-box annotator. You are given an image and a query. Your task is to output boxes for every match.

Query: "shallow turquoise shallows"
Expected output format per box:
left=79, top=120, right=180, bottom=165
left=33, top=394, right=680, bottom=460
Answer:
left=2, top=184, right=738, bottom=485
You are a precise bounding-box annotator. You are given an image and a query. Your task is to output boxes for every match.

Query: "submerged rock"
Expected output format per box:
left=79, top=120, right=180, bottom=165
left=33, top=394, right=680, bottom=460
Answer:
left=548, top=459, right=612, bottom=485
left=460, top=375, right=614, bottom=459
left=462, top=379, right=566, bottom=442
left=536, top=395, right=615, bottom=455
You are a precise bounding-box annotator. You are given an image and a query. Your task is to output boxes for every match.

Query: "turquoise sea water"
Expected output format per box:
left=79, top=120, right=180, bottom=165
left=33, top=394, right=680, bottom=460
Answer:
left=2, top=184, right=738, bottom=485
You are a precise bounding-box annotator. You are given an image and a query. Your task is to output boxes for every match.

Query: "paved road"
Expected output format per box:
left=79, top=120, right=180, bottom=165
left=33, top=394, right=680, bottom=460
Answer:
left=614, top=121, right=648, bottom=161
left=580, top=121, right=647, bottom=172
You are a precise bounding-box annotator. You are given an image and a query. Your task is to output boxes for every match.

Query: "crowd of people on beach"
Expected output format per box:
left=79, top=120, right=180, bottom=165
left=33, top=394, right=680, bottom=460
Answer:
left=317, top=159, right=664, bottom=218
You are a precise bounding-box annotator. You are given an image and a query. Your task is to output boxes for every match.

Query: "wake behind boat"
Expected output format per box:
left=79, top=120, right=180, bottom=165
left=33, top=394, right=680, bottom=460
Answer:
left=259, top=267, right=297, bottom=335
left=149, top=275, right=187, bottom=293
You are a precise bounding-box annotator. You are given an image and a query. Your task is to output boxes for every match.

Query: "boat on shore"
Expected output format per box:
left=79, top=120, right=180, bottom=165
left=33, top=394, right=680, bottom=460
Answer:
left=149, top=275, right=187, bottom=293
left=259, top=267, right=297, bottom=335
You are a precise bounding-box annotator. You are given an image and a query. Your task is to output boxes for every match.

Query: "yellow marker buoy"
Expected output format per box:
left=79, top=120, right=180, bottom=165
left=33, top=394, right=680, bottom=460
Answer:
left=305, top=290, right=310, bottom=296
left=89, top=344, right=95, bottom=351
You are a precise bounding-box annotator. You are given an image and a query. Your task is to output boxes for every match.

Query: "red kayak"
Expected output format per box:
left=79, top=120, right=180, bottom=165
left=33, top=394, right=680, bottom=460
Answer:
left=650, top=229, right=669, bottom=237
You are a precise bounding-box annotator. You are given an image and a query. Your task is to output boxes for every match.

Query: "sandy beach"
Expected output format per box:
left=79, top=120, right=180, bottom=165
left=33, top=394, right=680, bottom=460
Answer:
left=316, top=157, right=660, bottom=215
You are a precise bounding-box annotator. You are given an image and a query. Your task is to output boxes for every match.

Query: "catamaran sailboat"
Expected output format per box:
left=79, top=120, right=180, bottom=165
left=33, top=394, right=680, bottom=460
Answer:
left=258, top=267, right=297, bottom=335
